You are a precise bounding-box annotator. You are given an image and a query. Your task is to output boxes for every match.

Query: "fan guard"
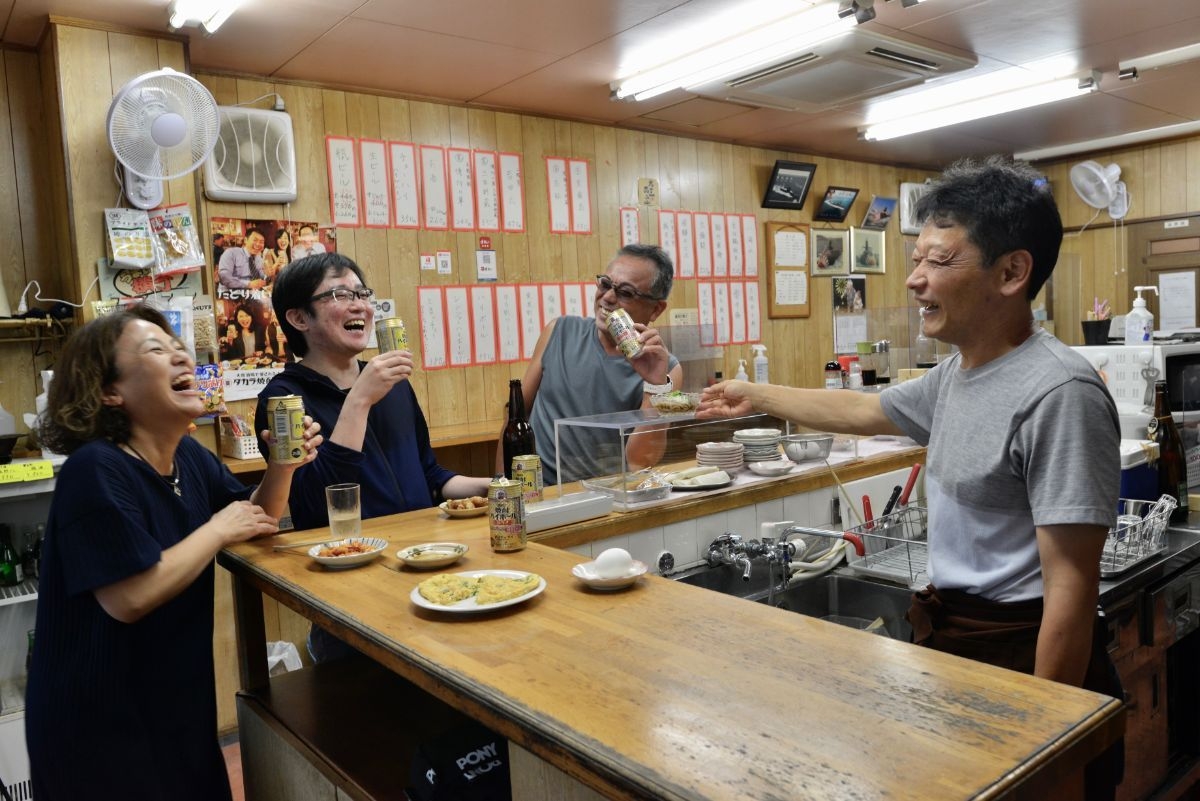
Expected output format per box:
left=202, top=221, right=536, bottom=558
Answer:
left=107, top=68, right=219, bottom=181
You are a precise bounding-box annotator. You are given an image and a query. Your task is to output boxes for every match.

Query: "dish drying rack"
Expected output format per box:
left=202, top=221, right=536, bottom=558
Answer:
left=1101, top=495, right=1175, bottom=578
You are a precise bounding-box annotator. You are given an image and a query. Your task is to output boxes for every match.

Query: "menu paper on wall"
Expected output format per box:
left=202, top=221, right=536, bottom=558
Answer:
left=710, top=214, right=728, bottom=277
left=0, top=460, right=54, bottom=483
left=714, top=281, right=731, bottom=344
left=420, top=145, right=449, bottom=230
left=563, top=283, right=585, bottom=317
left=358, top=139, right=391, bottom=227
left=473, top=150, right=501, bottom=232
left=540, top=283, right=564, bottom=325
left=470, top=285, right=497, bottom=364
left=495, top=284, right=521, bottom=362
left=773, top=229, right=808, bottom=267
left=676, top=212, right=695, bottom=278
left=389, top=142, right=421, bottom=228
left=448, top=148, right=475, bottom=231
left=1159, top=271, right=1197, bottom=331
left=583, top=282, right=598, bottom=316
left=742, top=215, right=759, bottom=276
left=326, top=136, right=361, bottom=227
left=569, top=159, right=592, bottom=233
left=546, top=157, right=571, bottom=234
left=835, top=313, right=868, bottom=354
left=620, top=206, right=639, bottom=246
left=518, top=284, right=543, bottom=359
left=698, top=281, right=715, bottom=346
left=499, top=152, right=525, bottom=232
left=745, top=281, right=762, bottom=341
left=774, top=270, right=808, bottom=305
left=727, top=215, right=744, bottom=277
left=694, top=213, right=713, bottom=277
left=418, top=287, right=447, bottom=369
left=730, top=281, right=747, bottom=344
left=658, top=210, right=677, bottom=272
left=445, top=286, right=473, bottom=366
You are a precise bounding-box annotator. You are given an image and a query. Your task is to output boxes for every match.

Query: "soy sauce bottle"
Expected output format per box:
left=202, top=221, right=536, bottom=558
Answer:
left=501, top=379, right=535, bottom=479
left=1148, top=380, right=1189, bottom=523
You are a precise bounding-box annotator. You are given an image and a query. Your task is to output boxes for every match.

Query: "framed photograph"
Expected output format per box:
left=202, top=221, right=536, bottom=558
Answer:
left=900, top=181, right=932, bottom=235
left=850, top=227, right=885, bottom=274
left=813, top=186, right=859, bottom=222
left=811, top=228, right=850, bottom=276
left=860, top=195, right=897, bottom=230
left=833, top=276, right=866, bottom=312
left=761, top=160, right=817, bottom=210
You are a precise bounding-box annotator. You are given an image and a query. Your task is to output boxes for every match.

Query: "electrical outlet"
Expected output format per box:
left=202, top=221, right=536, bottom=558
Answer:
left=1164, top=219, right=1189, bottom=229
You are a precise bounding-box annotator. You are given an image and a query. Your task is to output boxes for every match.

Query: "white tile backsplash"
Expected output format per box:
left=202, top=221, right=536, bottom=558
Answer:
left=625, top=527, right=664, bottom=569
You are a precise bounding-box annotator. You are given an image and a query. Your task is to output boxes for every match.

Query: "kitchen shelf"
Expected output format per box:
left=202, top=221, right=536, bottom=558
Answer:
left=0, top=578, right=38, bottom=608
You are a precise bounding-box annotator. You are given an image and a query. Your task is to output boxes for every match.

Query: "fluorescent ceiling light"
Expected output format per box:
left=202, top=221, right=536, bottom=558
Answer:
left=611, top=1, right=854, bottom=103
left=1118, top=42, right=1200, bottom=73
left=1015, top=120, right=1200, bottom=162
left=167, top=0, right=241, bottom=34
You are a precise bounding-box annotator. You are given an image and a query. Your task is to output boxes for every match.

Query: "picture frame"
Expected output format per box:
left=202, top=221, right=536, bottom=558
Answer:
left=833, top=276, right=867, bottom=313
left=860, top=195, right=897, bottom=230
left=850, top=227, right=885, bottom=274
left=761, top=160, right=817, bottom=210
left=813, top=186, right=860, bottom=222
left=899, top=181, right=931, bottom=235
left=811, top=228, right=850, bottom=276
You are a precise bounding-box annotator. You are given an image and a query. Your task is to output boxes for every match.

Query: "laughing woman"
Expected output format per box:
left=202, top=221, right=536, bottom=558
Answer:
left=25, top=305, right=321, bottom=801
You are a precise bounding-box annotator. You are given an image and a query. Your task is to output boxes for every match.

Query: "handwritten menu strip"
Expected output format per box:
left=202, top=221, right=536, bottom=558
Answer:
left=390, top=142, right=421, bottom=228
left=418, top=287, right=447, bottom=369
left=710, top=213, right=729, bottom=277
left=499, top=152, right=525, bottom=233
left=727, top=215, right=744, bottom=277
left=420, top=145, right=449, bottom=230
left=518, top=284, right=543, bottom=359
left=448, top=148, right=475, bottom=232
left=620, top=207, right=639, bottom=246
left=539, top=283, right=563, bottom=325
left=746, top=280, right=762, bottom=341
left=697, top=281, right=715, bottom=346
left=0, top=460, right=53, bottom=483
left=495, top=284, right=521, bottom=362
left=742, top=215, right=759, bottom=277
left=694, top=212, right=713, bottom=277
left=546, top=157, right=571, bottom=234
left=583, top=282, right=598, bottom=317
left=470, top=285, right=497, bottom=364
left=730, top=281, right=746, bottom=343
left=326, top=136, right=361, bottom=227
left=474, top=151, right=501, bottom=232
left=714, top=281, right=731, bottom=344
left=445, top=286, right=473, bottom=366
left=676, top=212, right=695, bottom=278
left=568, top=159, right=592, bottom=233
left=563, top=283, right=585, bottom=318
left=359, top=139, right=391, bottom=228
left=658, top=210, right=677, bottom=272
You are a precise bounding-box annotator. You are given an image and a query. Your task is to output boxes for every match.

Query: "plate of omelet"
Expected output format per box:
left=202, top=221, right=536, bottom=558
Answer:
left=411, top=569, right=545, bottom=613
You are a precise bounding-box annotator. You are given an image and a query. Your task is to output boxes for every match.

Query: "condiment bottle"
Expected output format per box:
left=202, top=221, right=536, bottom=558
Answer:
left=847, top=359, right=863, bottom=390
left=501, top=379, right=535, bottom=480
left=1148, top=380, right=1189, bottom=523
left=823, top=360, right=842, bottom=390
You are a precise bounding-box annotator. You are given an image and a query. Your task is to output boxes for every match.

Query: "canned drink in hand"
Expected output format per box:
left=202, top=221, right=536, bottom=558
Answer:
left=265, top=395, right=306, bottom=463
left=605, top=308, right=643, bottom=359
left=375, top=317, right=408, bottom=353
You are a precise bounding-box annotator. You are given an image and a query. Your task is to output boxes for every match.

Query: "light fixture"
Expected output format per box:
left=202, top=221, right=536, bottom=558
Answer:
left=167, top=0, right=241, bottom=34
left=860, top=60, right=1098, bottom=141
left=611, top=1, right=855, bottom=103
left=838, top=0, right=876, bottom=24
left=1014, top=120, right=1200, bottom=162
left=1118, top=42, right=1200, bottom=74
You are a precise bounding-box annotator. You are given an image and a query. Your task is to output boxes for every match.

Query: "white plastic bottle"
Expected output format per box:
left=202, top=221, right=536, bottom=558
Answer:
left=1124, top=286, right=1157, bottom=346
left=0, top=381, right=14, bottom=436
left=35, top=370, right=53, bottom=417
left=751, top=344, right=768, bottom=383
left=734, top=359, right=749, bottom=381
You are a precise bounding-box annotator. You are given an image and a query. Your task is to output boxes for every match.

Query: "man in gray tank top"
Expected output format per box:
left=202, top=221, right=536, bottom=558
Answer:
left=698, top=157, right=1122, bottom=798
left=498, top=244, right=681, bottom=484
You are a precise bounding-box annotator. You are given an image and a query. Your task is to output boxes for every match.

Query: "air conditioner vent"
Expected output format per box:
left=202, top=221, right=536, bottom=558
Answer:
left=203, top=106, right=297, bottom=203
left=866, top=47, right=940, bottom=71
left=728, top=53, right=820, bottom=88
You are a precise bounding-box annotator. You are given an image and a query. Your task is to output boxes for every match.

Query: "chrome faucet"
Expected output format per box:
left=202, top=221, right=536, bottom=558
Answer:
left=705, top=533, right=795, bottom=582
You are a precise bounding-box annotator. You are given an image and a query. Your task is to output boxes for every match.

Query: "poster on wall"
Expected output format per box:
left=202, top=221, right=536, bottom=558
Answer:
left=211, top=216, right=336, bottom=399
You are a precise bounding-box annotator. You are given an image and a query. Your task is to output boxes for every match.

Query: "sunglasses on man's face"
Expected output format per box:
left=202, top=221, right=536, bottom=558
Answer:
left=595, top=275, right=659, bottom=303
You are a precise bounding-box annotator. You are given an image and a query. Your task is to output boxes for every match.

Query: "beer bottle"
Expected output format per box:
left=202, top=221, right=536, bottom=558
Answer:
left=1148, top=380, right=1189, bottom=523
left=502, top=379, right=535, bottom=479
left=0, top=524, right=22, bottom=586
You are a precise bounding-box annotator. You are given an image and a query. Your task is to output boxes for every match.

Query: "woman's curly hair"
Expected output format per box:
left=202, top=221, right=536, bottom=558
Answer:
left=37, top=305, right=174, bottom=455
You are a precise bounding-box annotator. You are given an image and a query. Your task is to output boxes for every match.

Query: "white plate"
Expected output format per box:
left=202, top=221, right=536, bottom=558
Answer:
left=307, top=537, right=389, bottom=569
left=746, top=460, right=795, bottom=477
left=410, top=569, right=546, bottom=613
left=396, top=542, right=469, bottom=569
left=439, top=500, right=488, bottom=518
left=733, top=428, right=782, bottom=440
left=572, top=560, right=648, bottom=591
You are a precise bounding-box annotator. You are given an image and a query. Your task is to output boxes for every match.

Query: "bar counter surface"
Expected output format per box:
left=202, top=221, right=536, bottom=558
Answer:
left=220, top=503, right=1124, bottom=801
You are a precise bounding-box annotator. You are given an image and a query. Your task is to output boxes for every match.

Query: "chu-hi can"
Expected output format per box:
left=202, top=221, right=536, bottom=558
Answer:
left=605, top=308, right=643, bottom=359
left=265, top=395, right=306, bottom=464
left=374, top=317, right=408, bottom=353
left=488, top=477, right=526, bottom=552
left=511, top=454, right=543, bottom=503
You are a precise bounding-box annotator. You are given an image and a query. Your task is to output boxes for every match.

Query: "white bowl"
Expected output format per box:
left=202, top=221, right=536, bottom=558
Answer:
left=308, top=537, right=389, bottom=568
left=396, top=542, right=469, bottom=569
left=439, top=500, right=488, bottom=518
left=572, top=559, right=648, bottom=591
left=746, top=460, right=795, bottom=477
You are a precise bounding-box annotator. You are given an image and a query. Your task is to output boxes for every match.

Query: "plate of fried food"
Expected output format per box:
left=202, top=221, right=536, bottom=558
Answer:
left=439, top=496, right=489, bottom=518
left=411, top=569, right=545, bottom=613
left=396, top=542, right=469, bottom=569
left=307, top=536, right=389, bottom=568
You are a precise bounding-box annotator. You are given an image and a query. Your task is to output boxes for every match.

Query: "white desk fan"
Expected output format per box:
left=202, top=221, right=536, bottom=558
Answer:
left=106, top=68, right=220, bottom=209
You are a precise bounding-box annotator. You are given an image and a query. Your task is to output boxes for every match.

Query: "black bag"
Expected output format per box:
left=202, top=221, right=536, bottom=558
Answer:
left=407, top=722, right=511, bottom=801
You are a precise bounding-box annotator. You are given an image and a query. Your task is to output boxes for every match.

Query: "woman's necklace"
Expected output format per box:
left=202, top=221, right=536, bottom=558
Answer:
left=124, top=441, right=181, bottom=497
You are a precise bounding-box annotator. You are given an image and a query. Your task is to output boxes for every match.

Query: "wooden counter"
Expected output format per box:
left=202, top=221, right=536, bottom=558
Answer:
left=220, top=515, right=1124, bottom=801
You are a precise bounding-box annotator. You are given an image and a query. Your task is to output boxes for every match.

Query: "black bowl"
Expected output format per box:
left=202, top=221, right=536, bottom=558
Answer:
left=0, top=433, right=20, bottom=465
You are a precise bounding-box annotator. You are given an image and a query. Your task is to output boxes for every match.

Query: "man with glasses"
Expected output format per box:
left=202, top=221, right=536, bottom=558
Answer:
left=257, top=252, right=491, bottom=661
left=500, top=244, right=681, bottom=483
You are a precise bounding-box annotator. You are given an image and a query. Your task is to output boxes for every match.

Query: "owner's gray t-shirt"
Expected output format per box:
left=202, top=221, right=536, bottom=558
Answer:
left=879, top=327, right=1120, bottom=601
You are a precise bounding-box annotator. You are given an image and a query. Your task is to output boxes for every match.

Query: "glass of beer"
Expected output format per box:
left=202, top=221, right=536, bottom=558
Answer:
left=325, top=483, right=362, bottom=539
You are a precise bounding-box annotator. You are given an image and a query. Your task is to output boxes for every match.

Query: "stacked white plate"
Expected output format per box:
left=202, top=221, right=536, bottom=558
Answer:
left=732, top=428, right=782, bottom=462
left=696, top=441, right=744, bottom=472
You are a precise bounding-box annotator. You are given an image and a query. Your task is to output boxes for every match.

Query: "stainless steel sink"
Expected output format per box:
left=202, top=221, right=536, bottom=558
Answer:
left=673, top=562, right=914, bottom=640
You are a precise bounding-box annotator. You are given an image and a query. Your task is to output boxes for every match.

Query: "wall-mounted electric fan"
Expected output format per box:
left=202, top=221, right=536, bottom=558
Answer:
left=106, top=68, right=220, bottom=210
left=1069, top=160, right=1130, bottom=220
left=203, top=106, right=297, bottom=202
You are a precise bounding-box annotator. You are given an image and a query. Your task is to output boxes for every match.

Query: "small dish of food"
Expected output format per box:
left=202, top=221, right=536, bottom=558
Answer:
left=649, top=390, right=701, bottom=415
left=439, top=496, right=489, bottom=518
left=307, top=537, right=389, bottom=569
left=396, top=542, right=469, bottom=569
left=572, top=547, right=648, bottom=591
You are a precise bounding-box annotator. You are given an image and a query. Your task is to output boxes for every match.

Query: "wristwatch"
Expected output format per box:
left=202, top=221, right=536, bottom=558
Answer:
left=643, top=376, right=674, bottom=394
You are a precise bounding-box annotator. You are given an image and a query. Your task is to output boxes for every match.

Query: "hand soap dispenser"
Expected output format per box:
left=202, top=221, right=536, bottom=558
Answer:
left=1124, top=286, right=1157, bottom=346
left=751, top=344, right=768, bottom=383
left=734, top=359, right=749, bottom=381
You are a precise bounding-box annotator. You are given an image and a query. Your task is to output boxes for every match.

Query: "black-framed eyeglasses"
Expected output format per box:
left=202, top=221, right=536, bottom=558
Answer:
left=595, top=275, right=660, bottom=303
left=310, top=287, right=375, bottom=304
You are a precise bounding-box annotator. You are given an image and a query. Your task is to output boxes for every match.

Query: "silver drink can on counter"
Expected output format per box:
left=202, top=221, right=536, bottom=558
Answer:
left=511, top=454, right=543, bottom=503
left=265, top=395, right=306, bottom=464
left=374, top=317, right=408, bottom=353
left=605, top=308, right=643, bottom=359
left=488, top=476, right=526, bottom=552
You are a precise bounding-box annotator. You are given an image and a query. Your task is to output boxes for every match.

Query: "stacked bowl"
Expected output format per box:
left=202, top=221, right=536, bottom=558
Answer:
left=695, top=441, right=744, bottom=473
left=732, top=428, right=782, bottom=463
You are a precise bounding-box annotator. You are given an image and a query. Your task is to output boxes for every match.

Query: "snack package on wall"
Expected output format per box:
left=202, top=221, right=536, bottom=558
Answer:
left=147, top=204, right=205, bottom=276
left=196, top=363, right=226, bottom=417
left=105, top=208, right=155, bottom=269
left=192, top=294, right=217, bottom=355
